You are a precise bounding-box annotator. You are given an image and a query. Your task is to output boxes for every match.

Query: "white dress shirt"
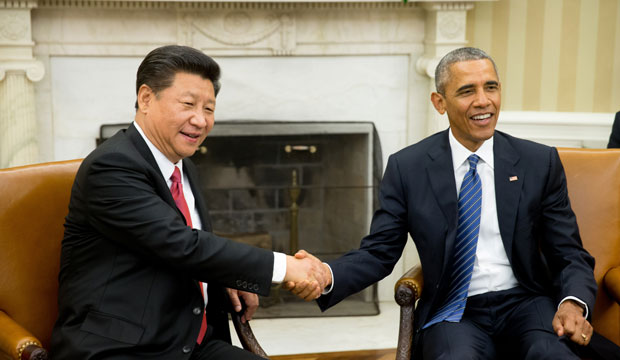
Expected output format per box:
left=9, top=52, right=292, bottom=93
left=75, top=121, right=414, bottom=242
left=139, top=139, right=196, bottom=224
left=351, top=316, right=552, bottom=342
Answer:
left=449, top=130, right=519, bottom=296
left=134, top=122, right=287, bottom=307
left=449, top=129, right=587, bottom=315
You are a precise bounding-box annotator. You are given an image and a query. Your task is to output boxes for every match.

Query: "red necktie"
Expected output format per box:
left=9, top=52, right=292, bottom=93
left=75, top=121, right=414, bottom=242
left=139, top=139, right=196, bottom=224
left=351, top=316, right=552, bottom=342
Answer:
left=170, top=166, right=208, bottom=345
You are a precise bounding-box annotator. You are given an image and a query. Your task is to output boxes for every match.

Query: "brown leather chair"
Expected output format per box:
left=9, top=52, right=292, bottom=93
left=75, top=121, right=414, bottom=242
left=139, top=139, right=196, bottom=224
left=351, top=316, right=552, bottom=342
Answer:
left=0, top=160, right=266, bottom=360
left=394, top=148, right=620, bottom=359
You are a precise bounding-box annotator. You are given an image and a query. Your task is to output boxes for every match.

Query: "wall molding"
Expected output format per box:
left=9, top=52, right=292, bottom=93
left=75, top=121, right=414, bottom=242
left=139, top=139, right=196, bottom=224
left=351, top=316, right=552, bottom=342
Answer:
left=36, top=0, right=418, bottom=10
left=0, top=0, right=37, bottom=9
left=497, top=111, right=615, bottom=149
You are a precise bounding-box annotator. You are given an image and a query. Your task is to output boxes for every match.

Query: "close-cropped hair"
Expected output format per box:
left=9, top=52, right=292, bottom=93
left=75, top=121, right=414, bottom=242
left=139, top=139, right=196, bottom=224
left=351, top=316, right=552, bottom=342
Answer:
left=134, top=45, right=221, bottom=110
left=434, top=47, right=499, bottom=95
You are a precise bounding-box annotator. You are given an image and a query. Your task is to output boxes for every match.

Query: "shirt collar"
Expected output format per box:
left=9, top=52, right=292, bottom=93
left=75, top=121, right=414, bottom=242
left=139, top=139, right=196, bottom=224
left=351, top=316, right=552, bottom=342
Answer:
left=133, top=121, right=183, bottom=182
left=448, top=128, right=494, bottom=171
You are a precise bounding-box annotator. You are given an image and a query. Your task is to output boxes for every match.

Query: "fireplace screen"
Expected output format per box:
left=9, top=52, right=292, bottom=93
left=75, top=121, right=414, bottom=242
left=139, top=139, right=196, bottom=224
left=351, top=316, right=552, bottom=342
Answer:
left=193, top=121, right=382, bottom=318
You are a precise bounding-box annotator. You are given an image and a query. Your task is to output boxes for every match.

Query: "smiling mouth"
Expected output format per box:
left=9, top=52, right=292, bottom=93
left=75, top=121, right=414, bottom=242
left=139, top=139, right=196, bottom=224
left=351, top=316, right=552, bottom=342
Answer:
left=471, top=113, right=492, bottom=121
left=181, top=131, right=200, bottom=139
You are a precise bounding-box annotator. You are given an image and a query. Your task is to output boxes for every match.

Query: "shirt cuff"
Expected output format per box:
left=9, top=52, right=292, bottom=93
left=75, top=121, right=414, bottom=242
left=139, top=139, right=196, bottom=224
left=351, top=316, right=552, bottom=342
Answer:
left=558, top=296, right=589, bottom=318
left=271, top=252, right=287, bottom=283
left=321, top=263, right=335, bottom=295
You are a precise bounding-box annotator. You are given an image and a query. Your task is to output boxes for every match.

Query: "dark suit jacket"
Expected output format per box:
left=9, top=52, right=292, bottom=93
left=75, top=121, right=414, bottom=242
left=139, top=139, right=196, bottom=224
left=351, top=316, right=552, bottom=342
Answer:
left=51, top=124, right=274, bottom=359
left=318, top=130, right=596, bottom=352
left=607, top=111, right=620, bottom=148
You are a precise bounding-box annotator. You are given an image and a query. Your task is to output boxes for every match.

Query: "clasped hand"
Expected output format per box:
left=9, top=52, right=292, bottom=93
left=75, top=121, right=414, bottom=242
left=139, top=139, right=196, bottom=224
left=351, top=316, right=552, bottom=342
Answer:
left=552, top=299, right=593, bottom=346
left=282, top=250, right=332, bottom=301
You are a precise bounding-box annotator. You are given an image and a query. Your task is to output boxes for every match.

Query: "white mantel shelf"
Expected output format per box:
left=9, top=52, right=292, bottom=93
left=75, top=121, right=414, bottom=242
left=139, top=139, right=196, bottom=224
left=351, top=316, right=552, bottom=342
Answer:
left=29, top=0, right=495, bottom=9
left=29, top=0, right=493, bottom=3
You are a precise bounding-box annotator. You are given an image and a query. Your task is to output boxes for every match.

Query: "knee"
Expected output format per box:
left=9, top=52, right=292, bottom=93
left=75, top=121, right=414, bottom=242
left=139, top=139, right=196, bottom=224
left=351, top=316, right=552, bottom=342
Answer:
left=423, top=343, right=490, bottom=360
left=524, top=337, right=579, bottom=360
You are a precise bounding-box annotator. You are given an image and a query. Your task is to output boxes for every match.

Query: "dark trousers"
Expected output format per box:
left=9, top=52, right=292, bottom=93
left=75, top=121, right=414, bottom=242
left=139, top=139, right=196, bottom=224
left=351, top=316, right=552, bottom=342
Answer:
left=190, top=339, right=266, bottom=360
left=189, top=324, right=266, bottom=360
left=420, top=287, right=581, bottom=360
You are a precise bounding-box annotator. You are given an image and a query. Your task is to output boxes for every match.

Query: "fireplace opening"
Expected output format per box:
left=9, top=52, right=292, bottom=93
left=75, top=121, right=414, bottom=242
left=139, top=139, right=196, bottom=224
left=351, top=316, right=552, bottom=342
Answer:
left=192, top=121, right=382, bottom=318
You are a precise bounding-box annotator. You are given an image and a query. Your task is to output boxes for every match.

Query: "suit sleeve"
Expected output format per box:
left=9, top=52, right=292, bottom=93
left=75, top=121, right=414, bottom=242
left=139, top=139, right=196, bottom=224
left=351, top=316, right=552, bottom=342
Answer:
left=81, top=151, right=274, bottom=296
left=318, top=154, right=409, bottom=310
left=539, top=147, right=596, bottom=314
left=607, top=112, right=620, bottom=148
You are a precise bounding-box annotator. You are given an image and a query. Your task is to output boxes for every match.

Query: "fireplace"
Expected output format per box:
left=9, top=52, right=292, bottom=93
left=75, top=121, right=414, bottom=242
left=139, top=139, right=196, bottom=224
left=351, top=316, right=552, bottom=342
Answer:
left=191, top=121, right=382, bottom=317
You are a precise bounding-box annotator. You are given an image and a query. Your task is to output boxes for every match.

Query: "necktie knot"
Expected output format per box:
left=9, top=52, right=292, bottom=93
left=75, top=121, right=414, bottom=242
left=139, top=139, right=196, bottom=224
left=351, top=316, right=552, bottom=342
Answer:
left=171, top=166, right=182, bottom=184
left=467, top=154, right=480, bottom=171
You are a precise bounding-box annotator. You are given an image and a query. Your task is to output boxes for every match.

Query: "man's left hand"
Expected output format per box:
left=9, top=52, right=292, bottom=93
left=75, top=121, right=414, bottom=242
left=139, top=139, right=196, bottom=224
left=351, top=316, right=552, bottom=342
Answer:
left=552, top=299, right=593, bottom=346
left=226, top=288, right=259, bottom=323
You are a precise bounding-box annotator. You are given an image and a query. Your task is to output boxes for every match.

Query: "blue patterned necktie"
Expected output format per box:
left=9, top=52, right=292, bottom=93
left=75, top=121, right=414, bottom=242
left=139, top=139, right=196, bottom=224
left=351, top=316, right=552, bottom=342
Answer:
left=424, top=154, right=482, bottom=329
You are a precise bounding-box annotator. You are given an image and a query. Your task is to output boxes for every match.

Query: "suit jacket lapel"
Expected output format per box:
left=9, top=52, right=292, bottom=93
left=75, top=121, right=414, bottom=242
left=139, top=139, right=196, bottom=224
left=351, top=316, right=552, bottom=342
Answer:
left=183, top=158, right=212, bottom=231
left=493, top=132, right=523, bottom=261
left=126, top=124, right=207, bottom=291
left=426, top=131, right=459, bottom=275
left=126, top=123, right=191, bottom=226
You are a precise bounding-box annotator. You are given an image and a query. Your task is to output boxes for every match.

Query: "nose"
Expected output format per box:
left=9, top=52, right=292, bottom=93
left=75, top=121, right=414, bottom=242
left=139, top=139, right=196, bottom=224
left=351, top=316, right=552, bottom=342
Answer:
left=190, top=110, right=208, bottom=129
left=473, top=89, right=491, bottom=107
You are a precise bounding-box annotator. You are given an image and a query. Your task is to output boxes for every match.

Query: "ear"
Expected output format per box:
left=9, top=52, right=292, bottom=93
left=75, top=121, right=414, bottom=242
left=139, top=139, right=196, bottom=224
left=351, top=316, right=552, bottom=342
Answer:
left=137, top=84, right=154, bottom=114
left=430, top=92, right=446, bottom=115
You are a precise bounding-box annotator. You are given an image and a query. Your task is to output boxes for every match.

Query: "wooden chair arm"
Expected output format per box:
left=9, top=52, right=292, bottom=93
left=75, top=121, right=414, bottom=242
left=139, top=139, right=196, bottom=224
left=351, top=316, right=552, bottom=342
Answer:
left=394, top=264, right=424, bottom=360
left=231, top=312, right=268, bottom=359
left=0, top=311, right=48, bottom=360
left=604, top=265, right=620, bottom=304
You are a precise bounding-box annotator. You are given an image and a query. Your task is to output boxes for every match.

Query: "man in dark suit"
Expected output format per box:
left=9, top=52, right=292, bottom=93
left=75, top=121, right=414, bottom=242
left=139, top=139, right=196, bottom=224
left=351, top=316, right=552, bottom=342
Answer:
left=607, top=111, right=620, bottom=148
left=50, top=45, right=326, bottom=359
left=289, top=47, right=599, bottom=359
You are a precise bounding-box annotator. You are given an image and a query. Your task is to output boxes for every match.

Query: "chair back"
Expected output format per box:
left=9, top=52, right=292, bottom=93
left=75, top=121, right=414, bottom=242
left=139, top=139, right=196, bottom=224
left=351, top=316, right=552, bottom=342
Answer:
left=558, top=148, right=620, bottom=346
left=0, top=160, right=81, bottom=350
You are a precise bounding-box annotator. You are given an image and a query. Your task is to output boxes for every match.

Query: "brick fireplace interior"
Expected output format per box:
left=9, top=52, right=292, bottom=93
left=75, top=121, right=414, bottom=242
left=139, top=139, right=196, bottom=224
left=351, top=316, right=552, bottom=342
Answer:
left=192, top=121, right=382, bottom=317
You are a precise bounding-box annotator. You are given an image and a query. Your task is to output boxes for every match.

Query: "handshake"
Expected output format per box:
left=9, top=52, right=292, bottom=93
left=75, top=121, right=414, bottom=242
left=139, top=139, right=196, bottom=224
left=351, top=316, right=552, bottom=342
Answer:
left=282, top=250, right=332, bottom=301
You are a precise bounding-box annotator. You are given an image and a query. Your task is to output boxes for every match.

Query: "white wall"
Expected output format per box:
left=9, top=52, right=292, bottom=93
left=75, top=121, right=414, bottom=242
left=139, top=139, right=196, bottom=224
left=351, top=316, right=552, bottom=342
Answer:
left=51, top=55, right=410, bottom=164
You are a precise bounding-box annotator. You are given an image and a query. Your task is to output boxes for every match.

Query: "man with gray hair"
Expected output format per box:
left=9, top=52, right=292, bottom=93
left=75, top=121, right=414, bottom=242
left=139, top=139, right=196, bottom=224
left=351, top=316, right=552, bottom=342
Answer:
left=288, top=47, right=605, bottom=358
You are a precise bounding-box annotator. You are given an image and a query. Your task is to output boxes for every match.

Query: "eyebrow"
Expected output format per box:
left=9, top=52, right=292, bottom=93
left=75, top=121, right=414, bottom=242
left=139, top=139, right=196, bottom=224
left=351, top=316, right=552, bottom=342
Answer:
left=455, top=81, right=499, bottom=94
left=180, top=91, right=216, bottom=105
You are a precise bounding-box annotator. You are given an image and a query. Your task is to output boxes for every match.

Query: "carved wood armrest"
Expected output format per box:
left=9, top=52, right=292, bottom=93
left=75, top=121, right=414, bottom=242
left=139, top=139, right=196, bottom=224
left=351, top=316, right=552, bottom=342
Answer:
left=231, top=312, right=268, bottom=359
left=395, top=264, right=424, bottom=306
left=394, top=264, right=423, bottom=360
left=604, top=265, right=620, bottom=304
left=0, top=311, right=48, bottom=360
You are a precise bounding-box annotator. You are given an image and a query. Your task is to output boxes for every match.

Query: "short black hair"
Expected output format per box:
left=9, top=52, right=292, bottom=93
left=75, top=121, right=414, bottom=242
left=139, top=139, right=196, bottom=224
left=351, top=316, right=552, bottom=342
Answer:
left=134, top=45, right=221, bottom=110
left=434, top=47, right=498, bottom=95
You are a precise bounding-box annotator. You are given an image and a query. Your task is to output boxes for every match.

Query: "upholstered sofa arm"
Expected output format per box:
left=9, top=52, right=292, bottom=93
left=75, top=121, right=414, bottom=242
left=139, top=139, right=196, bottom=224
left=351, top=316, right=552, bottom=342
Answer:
left=604, top=266, right=620, bottom=304
left=0, top=311, right=47, bottom=360
left=394, top=264, right=424, bottom=360
left=230, top=313, right=267, bottom=358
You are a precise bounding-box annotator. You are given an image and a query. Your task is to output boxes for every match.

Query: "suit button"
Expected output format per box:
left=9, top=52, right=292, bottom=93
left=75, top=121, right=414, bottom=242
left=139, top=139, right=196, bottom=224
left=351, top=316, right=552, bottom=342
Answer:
left=182, top=346, right=192, bottom=354
left=193, top=307, right=202, bottom=315
left=236, top=280, right=242, bottom=286
left=253, top=284, right=259, bottom=291
left=242, top=281, right=248, bottom=288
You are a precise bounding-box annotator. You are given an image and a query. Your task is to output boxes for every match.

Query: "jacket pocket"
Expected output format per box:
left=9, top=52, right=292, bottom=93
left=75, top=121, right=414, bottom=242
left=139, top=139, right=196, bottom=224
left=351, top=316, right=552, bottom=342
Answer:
left=80, top=310, right=145, bottom=345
